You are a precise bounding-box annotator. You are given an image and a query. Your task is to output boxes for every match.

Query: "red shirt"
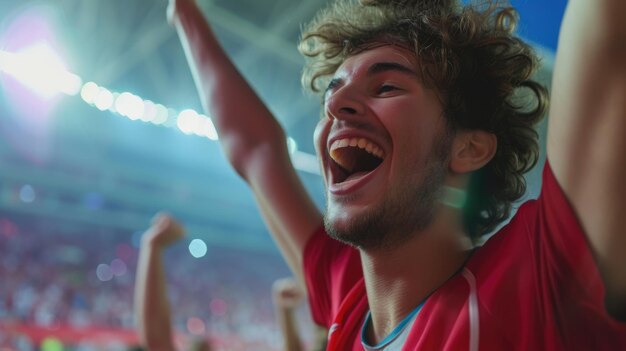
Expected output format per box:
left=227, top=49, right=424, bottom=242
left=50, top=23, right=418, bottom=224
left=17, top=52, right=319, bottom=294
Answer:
left=304, top=162, right=626, bottom=350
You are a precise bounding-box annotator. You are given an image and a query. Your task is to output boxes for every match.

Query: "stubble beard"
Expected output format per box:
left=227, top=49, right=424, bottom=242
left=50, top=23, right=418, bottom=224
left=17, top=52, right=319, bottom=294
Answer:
left=324, top=134, right=452, bottom=251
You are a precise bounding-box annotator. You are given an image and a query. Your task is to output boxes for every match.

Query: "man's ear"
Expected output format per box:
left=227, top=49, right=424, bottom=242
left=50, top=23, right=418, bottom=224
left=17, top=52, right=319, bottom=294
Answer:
left=449, top=130, right=497, bottom=174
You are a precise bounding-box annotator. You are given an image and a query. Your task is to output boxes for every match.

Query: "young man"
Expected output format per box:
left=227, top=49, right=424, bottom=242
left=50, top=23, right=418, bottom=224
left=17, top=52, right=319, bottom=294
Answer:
left=168, top=0, right=626, bottom=349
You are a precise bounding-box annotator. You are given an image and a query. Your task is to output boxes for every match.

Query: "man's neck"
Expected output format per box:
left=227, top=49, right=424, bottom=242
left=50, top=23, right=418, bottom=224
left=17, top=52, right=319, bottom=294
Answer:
left=359, top=210, right=473, bottom=345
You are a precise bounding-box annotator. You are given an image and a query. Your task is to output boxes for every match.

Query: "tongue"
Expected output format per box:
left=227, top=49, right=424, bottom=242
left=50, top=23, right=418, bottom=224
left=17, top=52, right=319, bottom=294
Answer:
left=345, top=171, right=370, bottom=182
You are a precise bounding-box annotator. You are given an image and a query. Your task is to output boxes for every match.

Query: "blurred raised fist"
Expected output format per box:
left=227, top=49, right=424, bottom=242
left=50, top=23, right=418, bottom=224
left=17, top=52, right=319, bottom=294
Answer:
left=142, top=212, right=186, bottom=248
left=272, top=277, right=305, bottom=309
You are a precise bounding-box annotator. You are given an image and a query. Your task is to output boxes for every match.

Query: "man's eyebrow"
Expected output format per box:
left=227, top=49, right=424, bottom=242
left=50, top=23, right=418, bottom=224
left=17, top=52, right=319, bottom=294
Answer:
left=367, top=62, right=419, bottom=78
left=324, top=62, right=418, bottom=95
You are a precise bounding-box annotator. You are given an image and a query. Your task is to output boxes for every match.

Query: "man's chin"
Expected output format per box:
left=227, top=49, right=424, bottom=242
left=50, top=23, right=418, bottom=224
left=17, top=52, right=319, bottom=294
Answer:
left=322, top=210, right=384, bottom=249
left=323, top=215, right=358, bottom=246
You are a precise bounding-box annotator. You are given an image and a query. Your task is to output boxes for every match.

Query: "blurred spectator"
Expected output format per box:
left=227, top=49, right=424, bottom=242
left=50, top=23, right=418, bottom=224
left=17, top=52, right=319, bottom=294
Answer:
left=134, top=212, right=212, bottom=351
left=0, top=214, right=316, bottom=350
left=272, top=278, right=327, bottom=351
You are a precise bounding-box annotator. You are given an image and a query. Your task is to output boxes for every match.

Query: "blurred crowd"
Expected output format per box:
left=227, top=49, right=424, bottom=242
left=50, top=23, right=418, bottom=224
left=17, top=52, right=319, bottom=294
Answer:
left=0, top=218, right=313, bottom=350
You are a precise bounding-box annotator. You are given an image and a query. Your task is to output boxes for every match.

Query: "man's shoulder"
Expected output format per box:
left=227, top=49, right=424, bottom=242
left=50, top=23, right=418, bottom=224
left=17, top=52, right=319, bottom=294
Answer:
left=468, top=199, right=539, bottom=267
left=465, top=201, right=540, bottom=300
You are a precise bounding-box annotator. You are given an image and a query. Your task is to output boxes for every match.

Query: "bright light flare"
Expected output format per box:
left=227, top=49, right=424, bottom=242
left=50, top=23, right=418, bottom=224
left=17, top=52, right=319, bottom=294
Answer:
left=0, top=42, right=82, bottom=99
left=442, top=186, right=467, bottom=209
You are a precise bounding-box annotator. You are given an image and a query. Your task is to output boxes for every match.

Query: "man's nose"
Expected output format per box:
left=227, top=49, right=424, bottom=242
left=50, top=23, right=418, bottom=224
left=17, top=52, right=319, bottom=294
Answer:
left=324, top=85, right=365, bottom=121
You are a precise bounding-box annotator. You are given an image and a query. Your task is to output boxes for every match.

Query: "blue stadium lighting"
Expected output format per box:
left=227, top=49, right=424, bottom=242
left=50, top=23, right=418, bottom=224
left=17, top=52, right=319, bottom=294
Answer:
left=77, top=81, right=220, bottom=140
left=1, top=43, right=321, bottom=174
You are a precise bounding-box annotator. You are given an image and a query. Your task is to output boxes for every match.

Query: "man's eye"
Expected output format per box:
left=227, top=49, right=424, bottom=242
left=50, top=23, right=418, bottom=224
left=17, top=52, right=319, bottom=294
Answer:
left=377, top=84, right=398, bottom=94
left=325, top=78, right=341, bottom=94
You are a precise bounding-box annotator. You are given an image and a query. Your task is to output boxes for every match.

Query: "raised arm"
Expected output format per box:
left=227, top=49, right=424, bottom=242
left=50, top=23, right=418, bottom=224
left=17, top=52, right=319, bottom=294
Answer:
left=272, top=277, right=306, bottom=351
left=134, top=213, right=185, bottom=351
left=547, top=0, right=626, bottom=318
left=167, top=0, right=322, bottom=283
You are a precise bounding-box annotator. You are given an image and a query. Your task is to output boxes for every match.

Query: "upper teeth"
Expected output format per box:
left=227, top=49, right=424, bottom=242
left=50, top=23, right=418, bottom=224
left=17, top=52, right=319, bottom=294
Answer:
left=329, top=137, right=384, bottom=159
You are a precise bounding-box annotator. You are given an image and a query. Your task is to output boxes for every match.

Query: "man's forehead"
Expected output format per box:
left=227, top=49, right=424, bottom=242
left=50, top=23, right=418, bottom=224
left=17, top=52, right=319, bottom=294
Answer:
left=334, top=44, right=419, bottom=78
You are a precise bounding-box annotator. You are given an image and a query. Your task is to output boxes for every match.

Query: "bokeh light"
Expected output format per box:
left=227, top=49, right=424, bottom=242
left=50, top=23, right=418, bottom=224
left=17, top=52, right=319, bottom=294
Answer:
left=177, top=109, right=197, bottom=135
left=96, top=263, right=113, bottom=282
left=116, top=243, right=134, bottom=262
left=0, top=218, right=19, bottom=237
left=153, top=104, right=169, bottom=125
left=110, top=258, right=127, bottom=276
left=83, top=192, right=104, bottom=210
left=126, top=94, right=145, bottom=120
left=19, top=185, right=36, bottom=203
left=199, top=116, right=218, bottom=140
left=41, top=337, right=63, bottom=351
left=187, top=317, right=206, bottom=335
left=94, top=88, right=114, bottom=111
left=80, top=82, right=99, bottom=104
left=189, top=239, right=208, bottom=258
left=141, top=100, right=157, bottom=122
left=209, top=298, right=228, bottom=316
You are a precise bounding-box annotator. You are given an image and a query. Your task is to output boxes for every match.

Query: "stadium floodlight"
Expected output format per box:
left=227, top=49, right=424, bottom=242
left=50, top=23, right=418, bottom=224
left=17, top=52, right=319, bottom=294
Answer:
left=0, top=29, right=320, bottom=174
left=0, top=42, right=81, bottom=99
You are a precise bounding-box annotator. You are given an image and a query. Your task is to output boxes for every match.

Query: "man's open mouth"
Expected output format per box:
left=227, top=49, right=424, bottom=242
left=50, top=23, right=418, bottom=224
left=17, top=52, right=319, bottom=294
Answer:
left=329, top=137, right=385, bottom=183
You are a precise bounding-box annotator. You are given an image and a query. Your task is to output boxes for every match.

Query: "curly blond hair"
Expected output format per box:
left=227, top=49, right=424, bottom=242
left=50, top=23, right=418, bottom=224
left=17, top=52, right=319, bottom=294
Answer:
left=299, top=0, right=549, bottom=239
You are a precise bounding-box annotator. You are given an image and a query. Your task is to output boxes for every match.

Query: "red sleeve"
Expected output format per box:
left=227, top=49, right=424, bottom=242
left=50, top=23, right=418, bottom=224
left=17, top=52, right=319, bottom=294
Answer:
left=534, top=161, right=603, bottom=298
left=531, top=161, right=626, bottom=348
left=303, top=226, right=363, bottom=327
left=466, top=161, right=626, bottom=349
